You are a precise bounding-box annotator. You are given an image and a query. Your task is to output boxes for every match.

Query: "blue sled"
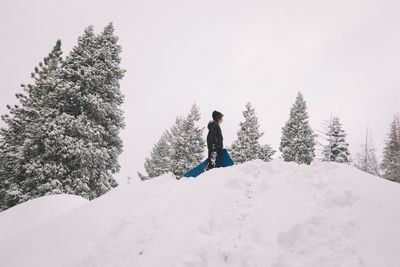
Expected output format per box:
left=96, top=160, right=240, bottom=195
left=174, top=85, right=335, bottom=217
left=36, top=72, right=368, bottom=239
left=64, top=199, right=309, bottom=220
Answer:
left=183, top=149, right=234, bottom=178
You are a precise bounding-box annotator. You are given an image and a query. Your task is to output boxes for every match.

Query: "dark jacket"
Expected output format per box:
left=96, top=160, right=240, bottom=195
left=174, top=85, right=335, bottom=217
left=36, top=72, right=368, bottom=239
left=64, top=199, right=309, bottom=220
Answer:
left=207, top=120, right=223, bottom=151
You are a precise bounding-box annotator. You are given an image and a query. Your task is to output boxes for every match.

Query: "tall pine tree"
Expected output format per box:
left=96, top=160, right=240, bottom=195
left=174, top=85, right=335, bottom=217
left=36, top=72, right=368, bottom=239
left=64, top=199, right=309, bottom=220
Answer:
left=381, top=114, right=400, bottom=182
left=321, top=116, right=351, bottom=163
left=0, top=40, right=64, bottom=210
left=0, top=23, right=126, bottom=211
left=280, top=92, right=316, bottom=164
left=46, top=23, right=125, bottom=199
left=230, top=102, right=275, bottom=164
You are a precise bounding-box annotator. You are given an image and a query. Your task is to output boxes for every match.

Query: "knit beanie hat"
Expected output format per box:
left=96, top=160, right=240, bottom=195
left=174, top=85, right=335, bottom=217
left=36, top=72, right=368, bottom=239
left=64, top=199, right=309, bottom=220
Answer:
left=212, top=110, right=223, bottom=121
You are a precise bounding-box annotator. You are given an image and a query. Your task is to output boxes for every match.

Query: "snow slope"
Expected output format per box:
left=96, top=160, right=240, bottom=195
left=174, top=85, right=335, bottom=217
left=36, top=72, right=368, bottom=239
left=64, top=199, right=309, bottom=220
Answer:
left=1, top=159, right=400, bottom=267
left=0, top=194, right=88, bottom=241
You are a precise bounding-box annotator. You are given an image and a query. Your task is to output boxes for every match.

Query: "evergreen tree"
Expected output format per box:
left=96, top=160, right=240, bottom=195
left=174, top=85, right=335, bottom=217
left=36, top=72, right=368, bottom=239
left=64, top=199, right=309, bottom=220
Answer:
left=321, top=116, right=351, bottom=163
left=0, top=23, right=126, bottom=211
left=280, top=92, right=316, bottom=164
left=141, top=103, right=205, bottom=180
left=140, top=131, right=172, bottom=180
left=169, top=104, right=205, bottom=178
left=258, top=144, right=276, bottom=162
left=0, top=40, right=63, bottom=210
left=44, top=23, right=125, bottom=199
left=230, top=102, right=275, bottom=163
left=354, top=127, right=380, bottom=176
left=381, top=114, right=400, bottom=182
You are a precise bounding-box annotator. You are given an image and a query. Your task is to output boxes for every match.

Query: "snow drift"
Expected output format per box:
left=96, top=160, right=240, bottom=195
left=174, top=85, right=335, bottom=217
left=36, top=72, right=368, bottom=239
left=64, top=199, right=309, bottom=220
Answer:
left=0, top=159, right=400, bottom=267
left=0, top=194, right=88, bottom=241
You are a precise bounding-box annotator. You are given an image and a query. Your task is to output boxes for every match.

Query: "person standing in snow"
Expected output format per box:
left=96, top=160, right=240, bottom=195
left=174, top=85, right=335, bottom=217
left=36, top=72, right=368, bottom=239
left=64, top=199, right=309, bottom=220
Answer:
left=205, top=110, right=224, bottom=171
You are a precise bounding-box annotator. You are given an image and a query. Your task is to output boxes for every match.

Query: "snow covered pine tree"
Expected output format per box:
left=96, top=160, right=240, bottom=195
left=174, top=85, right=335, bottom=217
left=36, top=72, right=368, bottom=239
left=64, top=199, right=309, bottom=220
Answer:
left=381, top=114, right=400, bottom=183
left=280, top=92, right=317, bottom=165
left=0, top=40, right=63, bottom=211
left=46, top=23, right=125, bottom=199
left=138, top=131, right=171, bottom=180
left=0, top=23, right=125, bottom=211
left=139, top=104, right=205, bottom=180
left=170, top=104, right=205, bottom=178
left=230, top=102, right=275, bottom=164
left=321, top=115, right=351, bottom=163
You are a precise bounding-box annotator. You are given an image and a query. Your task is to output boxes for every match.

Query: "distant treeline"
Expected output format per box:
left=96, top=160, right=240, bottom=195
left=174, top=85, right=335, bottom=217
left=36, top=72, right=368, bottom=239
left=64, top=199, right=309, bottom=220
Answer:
left=141, top=93, right=400, bottom=183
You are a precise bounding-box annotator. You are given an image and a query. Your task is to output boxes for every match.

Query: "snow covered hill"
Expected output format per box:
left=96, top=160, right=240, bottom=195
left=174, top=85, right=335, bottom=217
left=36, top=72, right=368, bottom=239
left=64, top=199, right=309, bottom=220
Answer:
left=1, top=159, right=400, bottom=267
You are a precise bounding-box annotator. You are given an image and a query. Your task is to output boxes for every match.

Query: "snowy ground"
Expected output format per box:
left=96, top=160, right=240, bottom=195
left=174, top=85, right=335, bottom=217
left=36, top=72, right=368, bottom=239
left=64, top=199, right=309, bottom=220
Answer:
left=0, top=159, right=399, bottom=267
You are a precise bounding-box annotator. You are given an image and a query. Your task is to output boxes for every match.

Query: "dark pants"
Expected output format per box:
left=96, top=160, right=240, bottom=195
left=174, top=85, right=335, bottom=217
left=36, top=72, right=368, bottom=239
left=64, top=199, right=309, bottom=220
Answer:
left=205, top=148, right=222, bottom=171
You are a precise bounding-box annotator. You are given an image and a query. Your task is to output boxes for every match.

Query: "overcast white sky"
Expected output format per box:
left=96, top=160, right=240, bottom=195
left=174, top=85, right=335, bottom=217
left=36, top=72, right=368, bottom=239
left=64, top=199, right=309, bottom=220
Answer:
left=0, top=0, right=399, bottom=183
